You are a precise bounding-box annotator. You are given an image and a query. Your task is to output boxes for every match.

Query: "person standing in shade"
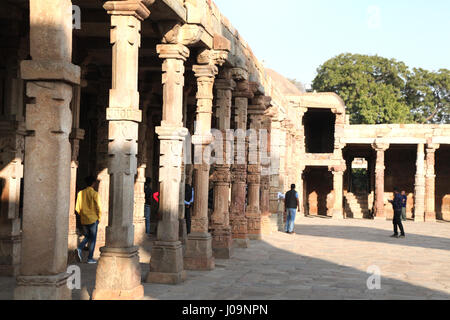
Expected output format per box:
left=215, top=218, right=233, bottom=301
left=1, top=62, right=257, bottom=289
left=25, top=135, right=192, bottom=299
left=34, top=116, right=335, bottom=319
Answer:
left=75, top=176, right=101, bottom=264
left=401, top=190, right=407, bottom=221
left=389, top=187, right=406, bottom=238
left=144, top=178, right=153, bottom=235
left=285, top=184, right=300, bottom=234
left=184, top=183, right=194, bottom=235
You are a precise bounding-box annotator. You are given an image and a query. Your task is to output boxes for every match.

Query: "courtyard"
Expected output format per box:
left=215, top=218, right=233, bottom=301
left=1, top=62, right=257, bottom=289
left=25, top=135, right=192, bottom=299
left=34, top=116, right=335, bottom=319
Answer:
left=2, top=216, right=449, bottom=300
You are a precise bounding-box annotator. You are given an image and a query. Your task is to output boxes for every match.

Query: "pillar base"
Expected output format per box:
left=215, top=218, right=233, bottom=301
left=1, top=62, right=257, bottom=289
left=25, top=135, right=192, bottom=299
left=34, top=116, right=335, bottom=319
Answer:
left=277, top=212, right=285, bottom=232
left=0, top=236, right=21, bottom=276
left=261, top=213, right=272, bottom=235
left=146, top=241, right=186, bottom=285
left=179, top=218, right=188, bottom=246
left=248, top=233, right=262, bottom=240
left=212, top=227, right=233, bottom=259
left=92, top=246, right=143, bottom=300
left=332, top=209, right=344, bottom=220
left=14, top=272, right=71, bottom=300
left=414, top=216, right=425, bottom=223
left=425, top=212, right=437, bottom=222
left=233, top=238, right=250, bottom=248
left=184, top=233, right=215, bottom=271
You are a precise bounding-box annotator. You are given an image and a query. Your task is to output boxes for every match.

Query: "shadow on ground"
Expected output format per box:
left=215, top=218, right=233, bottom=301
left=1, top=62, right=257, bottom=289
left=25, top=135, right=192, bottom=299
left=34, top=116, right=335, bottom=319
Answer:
left=1, top=219, right=449, bottom=300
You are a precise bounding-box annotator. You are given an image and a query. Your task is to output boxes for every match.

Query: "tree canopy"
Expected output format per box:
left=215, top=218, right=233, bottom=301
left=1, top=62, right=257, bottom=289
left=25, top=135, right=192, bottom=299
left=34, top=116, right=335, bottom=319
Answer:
left=312, top=53, right=450, bottom=125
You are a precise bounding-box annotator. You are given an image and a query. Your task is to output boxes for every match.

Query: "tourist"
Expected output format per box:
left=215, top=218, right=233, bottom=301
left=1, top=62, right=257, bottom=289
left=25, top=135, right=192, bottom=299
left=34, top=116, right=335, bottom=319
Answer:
left=75, top=176, right=101, bottom=264
left=185, top=183, right=194, bottom=234
left=389, top=188, right=406, bottom=238
left=285, top=184, right=300, bottom=234
left=144, top=178, right=153, bottom=235
left=401, top=190, right=407, bottom=221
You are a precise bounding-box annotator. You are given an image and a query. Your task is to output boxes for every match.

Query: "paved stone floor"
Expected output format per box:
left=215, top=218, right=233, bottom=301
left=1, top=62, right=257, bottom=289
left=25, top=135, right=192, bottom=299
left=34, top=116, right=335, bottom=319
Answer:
left=2, top=216, right=450, bottom=300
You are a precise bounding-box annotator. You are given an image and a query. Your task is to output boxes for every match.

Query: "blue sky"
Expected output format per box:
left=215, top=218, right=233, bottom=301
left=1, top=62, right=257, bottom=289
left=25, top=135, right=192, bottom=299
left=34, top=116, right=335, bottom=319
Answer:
left=214, top=0, right=450, bottom=86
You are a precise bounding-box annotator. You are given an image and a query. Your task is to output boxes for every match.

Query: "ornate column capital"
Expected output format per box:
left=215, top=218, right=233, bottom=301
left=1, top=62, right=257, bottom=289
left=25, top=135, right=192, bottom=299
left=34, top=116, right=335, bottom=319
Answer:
left=103, top=0, right=151, bottom=20
left=329, top=164, right=346, bottom=174
left=371, top=142, right=390, bottom=152
left=426, top=143, right=440, bottom=153
left=156, top=43, right=190, bottom=61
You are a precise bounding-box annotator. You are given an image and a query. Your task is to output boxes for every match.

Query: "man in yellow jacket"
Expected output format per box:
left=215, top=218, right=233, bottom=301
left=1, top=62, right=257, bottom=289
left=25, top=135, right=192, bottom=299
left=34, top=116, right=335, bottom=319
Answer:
left=75, top=176, right=101, bottom=264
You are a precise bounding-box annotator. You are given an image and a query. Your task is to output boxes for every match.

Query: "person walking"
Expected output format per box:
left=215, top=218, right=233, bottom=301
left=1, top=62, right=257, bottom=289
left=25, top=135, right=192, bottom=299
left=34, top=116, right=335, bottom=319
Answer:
left=285, top=184, right=300, bottom=234
left=184, top=183, right=194, bottom=235
left=401, top=190, right=407, bottom=221
left=75, top=176, right=101, bottom=264
left=389, top=188, right=406, bottom=238
left=144, top=178, right=153, bottom=235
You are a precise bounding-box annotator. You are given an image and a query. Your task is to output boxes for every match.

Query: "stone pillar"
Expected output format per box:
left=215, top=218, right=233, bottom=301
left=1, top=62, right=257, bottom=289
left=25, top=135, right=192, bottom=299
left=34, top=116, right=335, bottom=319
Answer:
left=95, top=79, right=111, bottom=253
left=330, top=165, right=346, bottom=220
left=68, top=85, right=85, bottom=261
left=185, top=49, right=227, bottom=271
left=260, top=111, right=272, bottom=234
left=246, top=96, right=266, bottom=241
left=229, top=68, right=251, bottom=247
left=133, top=103, right=148, bottom=247
left=414, top=143, right=426, bottom=222
left=0, top=40, right=25, bottom=276
left=146, top=43, right=189, bottom=284
left=425, top=143, right=440, bottom=222
left=211, top=70, right=235, bottom=259
left=92, top=1, right=149, bottom=300
left=15, top=0, right=80, bottom=299
left=0, top=121, right=25, bottom=277
left=372, top=142, right=389, bottom=220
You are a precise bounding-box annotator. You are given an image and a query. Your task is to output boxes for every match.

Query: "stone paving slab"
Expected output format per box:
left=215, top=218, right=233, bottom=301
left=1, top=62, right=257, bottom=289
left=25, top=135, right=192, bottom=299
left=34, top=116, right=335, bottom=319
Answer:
left=1, top=217, right=450, bottom=300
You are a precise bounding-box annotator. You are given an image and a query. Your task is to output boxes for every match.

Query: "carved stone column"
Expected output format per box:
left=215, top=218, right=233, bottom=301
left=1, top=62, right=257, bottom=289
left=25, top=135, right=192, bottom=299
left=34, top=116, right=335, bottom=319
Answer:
left=95, top=79, right=111, bottom=252
left=246, top=95, right=266, bottom=241
left=211, top=70, right=235, bottom=259
left=0, top=121, right=25, bottom=277
left=92, top=1, right=150, bottom=300
left=133, top=103, right=148, bottom=247
left=185, top=49, right=227, bottom=270
left=15, top=0, right=80, bottom=300
left=372, top=142, right=389, bottom=220
left=146, top=43, right=189, bottom=284
left=425, top=143, right=440, bottom=222
left=414, top=143, right=426, bottom=222
left=68, top=85, right=85, bottom=260
left=230, top=69, right=251, bottom=247
left=259, top=100, right=273, bottom=235
left=0, top=39, right=25, bottom=277
left=330, top=165, right=346, bottom=219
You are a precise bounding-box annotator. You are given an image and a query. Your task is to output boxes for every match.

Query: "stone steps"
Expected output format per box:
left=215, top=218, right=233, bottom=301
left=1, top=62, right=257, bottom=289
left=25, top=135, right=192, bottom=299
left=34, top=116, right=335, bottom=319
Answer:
left=345, top=193, right=370, bottom=219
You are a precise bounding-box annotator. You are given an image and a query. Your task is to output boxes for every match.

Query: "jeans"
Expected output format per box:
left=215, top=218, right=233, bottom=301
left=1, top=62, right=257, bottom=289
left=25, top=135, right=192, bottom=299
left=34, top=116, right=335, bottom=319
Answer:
left=393, top=210, right=405, bottom=236
left=285, top=208, right=297, bottom=233
left=401, top=207, right=407, bottom=221
left=78, top=220, right=99, bottom=260
left=144, top=205, right=151, bottom=234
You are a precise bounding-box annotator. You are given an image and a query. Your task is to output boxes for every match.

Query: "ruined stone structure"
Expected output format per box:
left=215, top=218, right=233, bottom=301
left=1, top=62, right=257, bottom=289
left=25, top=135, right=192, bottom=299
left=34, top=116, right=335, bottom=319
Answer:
left=0, top=0, right=449, bottom=300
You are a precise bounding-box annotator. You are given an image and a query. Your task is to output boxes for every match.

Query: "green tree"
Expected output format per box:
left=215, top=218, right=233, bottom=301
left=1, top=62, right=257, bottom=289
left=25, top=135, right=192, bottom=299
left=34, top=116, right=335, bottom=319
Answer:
left=405, top=68, right=450, bottom=124
left=312, top=53, right=413, bottom=124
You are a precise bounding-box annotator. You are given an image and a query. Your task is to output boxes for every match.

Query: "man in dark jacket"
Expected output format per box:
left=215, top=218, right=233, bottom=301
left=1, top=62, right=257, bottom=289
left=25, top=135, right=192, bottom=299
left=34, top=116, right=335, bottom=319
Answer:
left=285, top=184, right=300, bottom=234
left=389, top=187, right=406, bottom=238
